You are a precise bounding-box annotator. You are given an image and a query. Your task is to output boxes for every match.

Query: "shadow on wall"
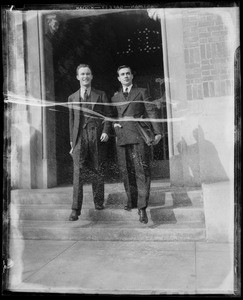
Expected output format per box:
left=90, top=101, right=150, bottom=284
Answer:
left=171, top=125, right=229, bottom=187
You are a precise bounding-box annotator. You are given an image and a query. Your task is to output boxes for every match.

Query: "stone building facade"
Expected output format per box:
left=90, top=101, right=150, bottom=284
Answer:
left=3, top=7, right=239, bottom=192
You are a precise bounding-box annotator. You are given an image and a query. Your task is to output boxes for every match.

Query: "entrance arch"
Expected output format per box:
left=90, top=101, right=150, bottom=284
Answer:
left=47, top=9, right=170, bottom=185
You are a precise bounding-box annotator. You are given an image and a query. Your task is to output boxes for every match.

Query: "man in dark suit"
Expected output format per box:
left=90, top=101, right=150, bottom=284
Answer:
left=68, top=64, right=111, bottom=221
left=112, top=65, right=162, bottom=224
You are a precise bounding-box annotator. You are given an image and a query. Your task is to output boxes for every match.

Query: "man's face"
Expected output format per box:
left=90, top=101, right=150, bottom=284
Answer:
left=117, top=67, right=133, bottom=86
left=76, top=67, right=93, bottom=87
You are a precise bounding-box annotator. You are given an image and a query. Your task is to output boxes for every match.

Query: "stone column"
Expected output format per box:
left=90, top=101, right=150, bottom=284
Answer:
left=39, top=12, right=58, bottom=188
left=24, top=11, right=45, bottom=188
left=5, top=11, right=32, bottom=189
left=24, top=10, right=57, bottom=188
left=148, top=8, right=199, bottom=187
left=6, top=10, right=57, bottom=189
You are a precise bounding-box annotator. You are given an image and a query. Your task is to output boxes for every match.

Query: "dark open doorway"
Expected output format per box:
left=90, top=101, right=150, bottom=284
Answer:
left=50, top=10, right=170, bottom=185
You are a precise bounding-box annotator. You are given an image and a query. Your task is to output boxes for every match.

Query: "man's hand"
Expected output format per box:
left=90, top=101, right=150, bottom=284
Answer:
left=153, top=134, right=162, bottom=145
left=100, top=133, right=109, bottom=142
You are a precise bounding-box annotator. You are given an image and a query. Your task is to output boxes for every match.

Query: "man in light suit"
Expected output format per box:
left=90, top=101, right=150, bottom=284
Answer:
left=68, top=64, right=111, bottom=221
left=112, top=65, right=162, bottom=224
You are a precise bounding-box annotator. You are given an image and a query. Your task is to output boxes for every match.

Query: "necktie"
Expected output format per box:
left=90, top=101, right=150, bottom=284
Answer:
left=83, top=89, right=88, bottom=102
left=123, top=87, right=128, bottom=98
left=82, top=89, right=90, bottom=113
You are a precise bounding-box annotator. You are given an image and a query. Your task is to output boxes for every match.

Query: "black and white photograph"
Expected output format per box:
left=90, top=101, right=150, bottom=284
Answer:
left=2, top=1, right=240, bottom=296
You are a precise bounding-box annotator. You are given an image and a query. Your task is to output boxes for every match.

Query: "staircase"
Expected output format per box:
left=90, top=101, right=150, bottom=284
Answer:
left=10, top=180, right=206, bottom=241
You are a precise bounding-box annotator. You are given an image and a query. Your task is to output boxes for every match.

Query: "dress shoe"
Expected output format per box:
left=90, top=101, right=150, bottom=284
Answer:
left=69, top=210, right=80, bottom=221
left=95, top=204, right=105, bottom=210
left=138, top=208, right=148, bottom=224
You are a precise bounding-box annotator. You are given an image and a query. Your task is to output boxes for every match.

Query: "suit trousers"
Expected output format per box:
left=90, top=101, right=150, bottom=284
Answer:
left=72, top=126, right=105, bottom=211
left=116, top=142, right=152, bottom=209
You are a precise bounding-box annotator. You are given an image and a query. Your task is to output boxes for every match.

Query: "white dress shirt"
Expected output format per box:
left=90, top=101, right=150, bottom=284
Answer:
left=123, top=84, right=133, bottom=93
left=80, top=86, right=91, bottom=99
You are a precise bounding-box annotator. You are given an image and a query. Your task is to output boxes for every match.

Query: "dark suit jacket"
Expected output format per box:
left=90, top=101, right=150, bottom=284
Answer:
left=111, top=87, right=161, bottom=146
left=69, top=88, right=111, bottom=148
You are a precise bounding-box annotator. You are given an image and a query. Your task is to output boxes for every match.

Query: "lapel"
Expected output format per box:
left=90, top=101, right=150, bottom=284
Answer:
left=90, top=88, right=100, bottom=110
left=73, top=89, right=81, bottom=120
left=73, top=89, right=80, bottom=103
left=118, top=87, right=140, bottom=116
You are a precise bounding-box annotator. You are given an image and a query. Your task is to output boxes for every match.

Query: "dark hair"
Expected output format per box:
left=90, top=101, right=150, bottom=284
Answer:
left=117, top=65, right=132, bottom=76
left=76, top=64, right=92, bottom=75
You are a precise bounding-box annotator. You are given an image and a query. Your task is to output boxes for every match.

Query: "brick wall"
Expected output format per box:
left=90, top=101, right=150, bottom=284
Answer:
left=182, top=10, right=233, bottom=100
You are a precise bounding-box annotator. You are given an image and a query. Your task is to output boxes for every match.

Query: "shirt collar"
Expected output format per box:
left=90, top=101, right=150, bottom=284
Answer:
left=123, top=84, right=133, bottom=93
left=80, top=86, right=91, bottom=97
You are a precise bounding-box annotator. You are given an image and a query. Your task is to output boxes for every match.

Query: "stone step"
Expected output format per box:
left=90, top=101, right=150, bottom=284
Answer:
left=11, top=183, right=203, bottom=207
left=11, top=205, right=205, bottom=224
left=10, top=189, right=203, bottom=209
left=11, top=220, right=206, bottom=241
left=106, top=190, right=203, bottom=208
left=10, top=181, right=206, bottom=242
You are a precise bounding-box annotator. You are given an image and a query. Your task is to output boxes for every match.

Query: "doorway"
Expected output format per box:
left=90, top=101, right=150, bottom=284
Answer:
left=50, top=10, right=170, bottom=185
